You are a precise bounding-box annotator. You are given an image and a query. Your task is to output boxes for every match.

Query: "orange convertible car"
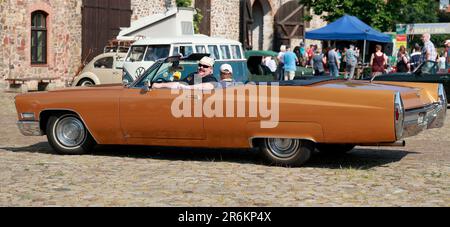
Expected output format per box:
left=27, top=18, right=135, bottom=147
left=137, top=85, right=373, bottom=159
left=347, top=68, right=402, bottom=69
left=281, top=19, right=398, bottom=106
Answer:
left=15, top=56, right=447, bottom=167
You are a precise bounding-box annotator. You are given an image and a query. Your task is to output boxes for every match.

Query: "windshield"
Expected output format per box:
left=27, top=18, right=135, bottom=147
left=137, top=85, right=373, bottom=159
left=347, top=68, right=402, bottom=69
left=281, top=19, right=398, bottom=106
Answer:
left=134, top=60, right=200, bottom=87
left=126, top=46, right=146, bottom=62
left=144, top=45, right=170, bottom=61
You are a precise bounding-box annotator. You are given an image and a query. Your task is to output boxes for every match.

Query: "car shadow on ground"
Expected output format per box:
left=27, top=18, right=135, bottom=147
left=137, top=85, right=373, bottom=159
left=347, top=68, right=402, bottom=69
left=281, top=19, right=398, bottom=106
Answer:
left=1, top=143, right=419, bottom=170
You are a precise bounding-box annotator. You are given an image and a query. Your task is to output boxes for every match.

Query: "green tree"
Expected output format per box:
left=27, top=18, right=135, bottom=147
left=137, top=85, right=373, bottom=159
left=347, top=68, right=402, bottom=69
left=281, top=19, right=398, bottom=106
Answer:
left=176, top=0, right=192, bottom=7
left=299, top=0, right=440, bottom=32
left=387, top=0, right=439, bottom=25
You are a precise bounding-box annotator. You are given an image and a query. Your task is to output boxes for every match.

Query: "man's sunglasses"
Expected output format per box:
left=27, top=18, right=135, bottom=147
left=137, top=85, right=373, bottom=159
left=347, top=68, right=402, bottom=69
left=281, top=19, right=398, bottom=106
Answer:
left=198, top=64, right=211, bottom=68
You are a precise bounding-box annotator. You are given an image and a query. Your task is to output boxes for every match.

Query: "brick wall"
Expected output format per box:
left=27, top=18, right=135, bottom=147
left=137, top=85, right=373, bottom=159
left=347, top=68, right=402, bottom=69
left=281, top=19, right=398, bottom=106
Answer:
left=131, top=0, right=176, bottom=21
left=0, top=0, right=82, bottom=89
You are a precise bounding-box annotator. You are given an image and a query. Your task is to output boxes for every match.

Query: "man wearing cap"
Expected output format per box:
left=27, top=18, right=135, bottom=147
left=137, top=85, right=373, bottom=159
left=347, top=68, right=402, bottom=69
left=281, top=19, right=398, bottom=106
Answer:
left=153, top=56, right=218, bottom=90
left=218, top=64, right=235, bottom=88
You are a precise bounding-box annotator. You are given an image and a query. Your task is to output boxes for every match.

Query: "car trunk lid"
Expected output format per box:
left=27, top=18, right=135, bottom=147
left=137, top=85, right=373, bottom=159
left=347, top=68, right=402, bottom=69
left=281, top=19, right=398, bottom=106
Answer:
left=311, top=80, right=434, bottom=110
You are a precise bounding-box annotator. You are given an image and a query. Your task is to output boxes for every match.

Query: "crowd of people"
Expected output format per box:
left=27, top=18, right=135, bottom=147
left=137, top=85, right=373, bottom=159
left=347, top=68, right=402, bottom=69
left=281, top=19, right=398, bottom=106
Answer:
left=263, top=33, right=450, bottom=81
left=387, top=33, right=449, bottom=75
left=271, top=43, right=363, bottom=80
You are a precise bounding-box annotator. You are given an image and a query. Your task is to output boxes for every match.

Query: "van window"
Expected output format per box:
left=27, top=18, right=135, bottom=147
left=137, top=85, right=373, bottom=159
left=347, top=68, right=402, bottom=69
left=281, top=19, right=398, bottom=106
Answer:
left=173, top=45, right=194, bottom=57
left=127, top=46, right=146, bottom=62
left=196, top=45, right=207, bottom=54
left=231, top=45, right=242, bottom=59
left=208, top=45, right=220, bottom=60
left=220, top=45, right=231, bottom=59
left=144, top=45, right=170, bottom=61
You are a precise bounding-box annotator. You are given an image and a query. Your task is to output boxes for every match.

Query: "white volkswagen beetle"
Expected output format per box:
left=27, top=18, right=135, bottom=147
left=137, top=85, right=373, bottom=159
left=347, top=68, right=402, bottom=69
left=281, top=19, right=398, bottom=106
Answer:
left=72, top=52, right=127, bottom=87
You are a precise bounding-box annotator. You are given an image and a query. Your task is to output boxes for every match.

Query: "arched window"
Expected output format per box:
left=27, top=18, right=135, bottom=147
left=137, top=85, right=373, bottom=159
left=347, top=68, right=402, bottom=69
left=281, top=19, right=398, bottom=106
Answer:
left=31, top=11, right=48, bottom=64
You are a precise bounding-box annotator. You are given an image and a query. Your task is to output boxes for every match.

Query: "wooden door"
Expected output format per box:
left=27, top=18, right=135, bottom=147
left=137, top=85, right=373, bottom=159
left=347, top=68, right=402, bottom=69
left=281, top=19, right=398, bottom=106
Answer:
left=274, top=1, right=306, bottom=51
left=240, top=0, right=253, bottom=50
left=82, top=0, right=131, bottom=62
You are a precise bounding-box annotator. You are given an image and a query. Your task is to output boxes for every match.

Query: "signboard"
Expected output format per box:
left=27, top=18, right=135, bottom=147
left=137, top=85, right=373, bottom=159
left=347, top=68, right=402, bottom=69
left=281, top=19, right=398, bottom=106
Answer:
left=397, top=23, right=450, bottom=35
left=396, top=35, right=407, bottom=50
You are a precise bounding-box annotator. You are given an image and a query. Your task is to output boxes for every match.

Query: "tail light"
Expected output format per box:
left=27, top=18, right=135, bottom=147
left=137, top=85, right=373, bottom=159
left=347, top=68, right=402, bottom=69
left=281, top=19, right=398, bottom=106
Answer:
left=394, top=92, right=405, bottom=140
left=438, top=84, right=447, bottom=113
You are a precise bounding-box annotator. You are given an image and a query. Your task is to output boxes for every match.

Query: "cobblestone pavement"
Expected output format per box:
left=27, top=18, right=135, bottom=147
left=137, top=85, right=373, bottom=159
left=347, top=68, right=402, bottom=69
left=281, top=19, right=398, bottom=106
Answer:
left=0, top=92, right=449, bottom=207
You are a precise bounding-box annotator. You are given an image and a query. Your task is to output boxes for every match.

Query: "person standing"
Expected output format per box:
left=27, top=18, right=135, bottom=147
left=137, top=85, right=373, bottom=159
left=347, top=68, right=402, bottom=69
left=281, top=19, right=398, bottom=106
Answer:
left=370, top=45, right=388, bottom=78
left=307, top=45, right=315, bottom=66
left=328, top=46, right=340, bottom=78
left=445, top=40, right=450, bottom=69
left=410, top=44, right=422, bottom=72
left=283, top=46, right=299, bottom=81
left=345, top=45, right=358, bottom=80
left=263, top=56, right=277, bottom=79
left=421, top=33, right=437, bottom=63
left=312, top=49, right=327, bottom=76
left=277, top=45, right=287, bottom=81
left=299, top=43, right=307, bottom=66
left=438, top=52, right=446, bottom=72
left=396, top=45, right=410, bottom=73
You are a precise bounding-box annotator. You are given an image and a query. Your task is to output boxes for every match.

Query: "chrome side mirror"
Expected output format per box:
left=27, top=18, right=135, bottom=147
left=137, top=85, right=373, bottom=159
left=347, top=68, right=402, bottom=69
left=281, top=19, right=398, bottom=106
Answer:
left=142, top=80, right=151, bottom=93
left=122, top=79, right=130, bottom=87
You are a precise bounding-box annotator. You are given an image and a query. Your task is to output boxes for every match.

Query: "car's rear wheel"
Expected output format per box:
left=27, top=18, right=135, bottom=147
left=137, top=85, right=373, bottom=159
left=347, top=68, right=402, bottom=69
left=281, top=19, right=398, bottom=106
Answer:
left=46, top=114, right=96, bottom=155
left=316, top=144, right=356, bottom=155
left=78, top=79, right=95, bottom=87
left=259, top=138, right=314, bottom=167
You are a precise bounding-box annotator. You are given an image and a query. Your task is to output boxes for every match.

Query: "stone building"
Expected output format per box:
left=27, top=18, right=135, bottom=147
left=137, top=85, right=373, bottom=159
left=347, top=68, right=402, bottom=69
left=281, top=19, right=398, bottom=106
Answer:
left=0, top=0, right=325, bottom=90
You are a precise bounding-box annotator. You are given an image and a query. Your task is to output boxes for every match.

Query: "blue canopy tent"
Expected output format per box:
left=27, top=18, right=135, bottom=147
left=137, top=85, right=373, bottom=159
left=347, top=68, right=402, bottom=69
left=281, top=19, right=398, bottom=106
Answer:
left=305, top=14, right=392, bottom=62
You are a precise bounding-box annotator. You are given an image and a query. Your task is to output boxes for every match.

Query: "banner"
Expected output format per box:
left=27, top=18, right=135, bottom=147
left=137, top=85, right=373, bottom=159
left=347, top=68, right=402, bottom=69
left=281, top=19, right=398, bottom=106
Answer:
left=397, top=23, right=450, bottom=35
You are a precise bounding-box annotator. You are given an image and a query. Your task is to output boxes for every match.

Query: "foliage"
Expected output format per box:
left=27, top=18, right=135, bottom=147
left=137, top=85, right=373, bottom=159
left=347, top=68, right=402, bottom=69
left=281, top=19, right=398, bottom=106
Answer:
left=175, top=0, right=192, bottom=8
left=193, top=8, right=204, bottom=34
left=176, top=0, right=203, bottom=34
left=387, top=0, right=439, bottom=25
left=299, top=0, right=441, bottom=32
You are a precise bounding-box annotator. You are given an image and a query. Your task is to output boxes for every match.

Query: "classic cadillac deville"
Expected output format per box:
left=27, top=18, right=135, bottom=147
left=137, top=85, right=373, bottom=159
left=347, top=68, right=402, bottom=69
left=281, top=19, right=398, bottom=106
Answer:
left=15, top=56, right=447, bottom=167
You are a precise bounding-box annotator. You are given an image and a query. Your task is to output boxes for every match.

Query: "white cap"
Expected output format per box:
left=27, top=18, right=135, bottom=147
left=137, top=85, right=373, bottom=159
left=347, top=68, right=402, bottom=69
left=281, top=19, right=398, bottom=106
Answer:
left=445, top=40, right=450, bottom=45
left=199, top=56, right=215, bottom=67
left=220, top=64, right=233, bottom=73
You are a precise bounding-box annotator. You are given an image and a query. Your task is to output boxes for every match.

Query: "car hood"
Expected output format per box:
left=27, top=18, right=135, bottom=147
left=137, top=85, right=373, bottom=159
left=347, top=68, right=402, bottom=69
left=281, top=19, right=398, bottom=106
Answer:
left=311, top=80, right=434, bottom=110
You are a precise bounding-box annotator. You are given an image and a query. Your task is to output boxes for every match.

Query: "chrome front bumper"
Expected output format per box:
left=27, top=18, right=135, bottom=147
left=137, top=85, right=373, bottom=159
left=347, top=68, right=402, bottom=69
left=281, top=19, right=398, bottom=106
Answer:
left=17, top=121, right=44, bottom=136
left=401, top=103, right=447, bottom=138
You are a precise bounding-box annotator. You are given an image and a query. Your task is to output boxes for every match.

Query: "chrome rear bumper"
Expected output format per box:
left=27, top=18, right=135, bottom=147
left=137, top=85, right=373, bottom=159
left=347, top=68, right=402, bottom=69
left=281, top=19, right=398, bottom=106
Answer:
left=17, top=121, right=44, bottom=136
left=402, top=103, right=447, bottom=138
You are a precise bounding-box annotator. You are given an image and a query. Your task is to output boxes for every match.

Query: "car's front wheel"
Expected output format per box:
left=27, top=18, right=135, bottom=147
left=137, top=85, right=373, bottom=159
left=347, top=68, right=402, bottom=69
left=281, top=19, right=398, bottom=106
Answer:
left=46, top=114, right=96, bottom=155
left=259, top=138, right=314, bottom=167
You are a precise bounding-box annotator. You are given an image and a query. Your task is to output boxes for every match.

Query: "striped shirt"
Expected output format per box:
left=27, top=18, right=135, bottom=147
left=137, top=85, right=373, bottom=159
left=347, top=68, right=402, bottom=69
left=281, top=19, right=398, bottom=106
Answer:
left=422, top=41, right=437, bottom=62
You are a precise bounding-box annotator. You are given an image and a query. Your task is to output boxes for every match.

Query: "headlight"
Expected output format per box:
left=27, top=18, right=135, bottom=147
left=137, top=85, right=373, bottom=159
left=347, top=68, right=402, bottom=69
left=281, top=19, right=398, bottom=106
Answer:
left=123, top=69, right=134, bottom=82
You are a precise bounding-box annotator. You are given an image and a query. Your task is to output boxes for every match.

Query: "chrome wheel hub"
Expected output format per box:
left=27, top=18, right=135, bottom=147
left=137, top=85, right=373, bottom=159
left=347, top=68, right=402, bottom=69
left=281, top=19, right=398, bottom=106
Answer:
left=55, top=117, right=86, bottom=148
left=267, top=138, right=299, bottom=158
